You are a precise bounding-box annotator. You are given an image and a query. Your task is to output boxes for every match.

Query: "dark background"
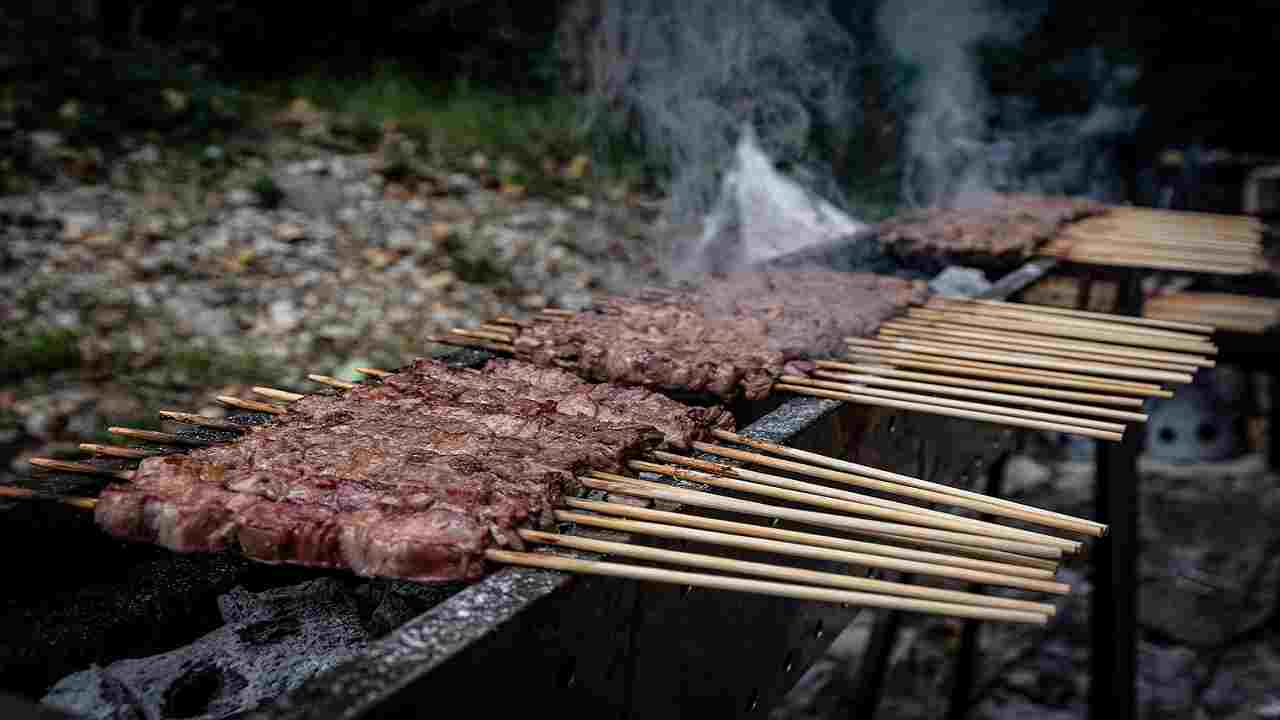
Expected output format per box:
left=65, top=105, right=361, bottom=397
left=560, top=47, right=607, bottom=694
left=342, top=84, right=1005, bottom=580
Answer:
left=2, top=0, right=1277, bottom=199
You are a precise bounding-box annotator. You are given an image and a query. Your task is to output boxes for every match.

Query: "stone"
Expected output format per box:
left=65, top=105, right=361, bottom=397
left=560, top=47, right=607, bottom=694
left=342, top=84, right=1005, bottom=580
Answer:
left=273, top=222, right=306, bottom=243
left=225, top=188, right=258, bottom=207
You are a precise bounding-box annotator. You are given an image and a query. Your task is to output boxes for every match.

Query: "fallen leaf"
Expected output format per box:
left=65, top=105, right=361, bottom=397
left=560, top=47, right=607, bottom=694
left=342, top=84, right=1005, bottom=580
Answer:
left=565, top=154, right=590, bottom=180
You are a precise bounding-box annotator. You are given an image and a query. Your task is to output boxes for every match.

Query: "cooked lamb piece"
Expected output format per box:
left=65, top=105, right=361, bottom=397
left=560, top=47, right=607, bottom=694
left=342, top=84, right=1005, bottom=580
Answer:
left=94, top=359, right=728, bottom=582
left=877, top=193, right=1107, bottom=266
left=512, top=271, right=928, bottom=400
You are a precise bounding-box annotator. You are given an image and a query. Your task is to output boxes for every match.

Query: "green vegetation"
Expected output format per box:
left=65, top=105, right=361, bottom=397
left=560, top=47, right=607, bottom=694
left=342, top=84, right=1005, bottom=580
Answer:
left=268, top=62, right=650, bottom=192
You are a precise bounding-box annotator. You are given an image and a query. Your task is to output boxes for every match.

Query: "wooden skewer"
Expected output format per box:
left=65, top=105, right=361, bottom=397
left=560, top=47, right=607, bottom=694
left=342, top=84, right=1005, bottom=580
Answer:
left=428, top=335, right=516, bottom=354
left=1039, top=247, right=1258, bottom=275
left=158, top=411, right=246, bottom=432
left=840, top=349, right=1174, bottom=398
left=908, top=308, right=1218, bottom=354
left=962, top=299, right=1214, bottom=334
left=690, top=440, right=1103, bottom=536
left=29, top=458, right=133, bottom=480
left=883, top=319, right=1214, bottom=367
left=547, top=515, right=1056, bottom=611
left=523, top=527, right=1057, bottom=616
left=493, top=316, right=522, bottom=326
left=253, top=387, right=306, bottom=402
left=778, top=383, right=1124, bottom=441
left=1058, top=229, right=1261, bottom=253
left=789, top=375, right=1130, bottom=434
left=478, top=324, right=517, bottom=336
left=79, top=443, right=161, bottom=459
left=29, top=457, right=133, bottom=480
left=563, top=498, right=1057, bottom=580
left=585, top=472, right=1062, bottom=568
left=928, top=299, right=1221, bottom=342
left=216, top=395, right=287, bottom=415
left=810, top=371, right=1149, bottom=423
left=816, top=363, right=1146, bottom=408
left=878, top=327, right=1202, bottom=374
left=354, top=367, right=392, bottom=378
left=849, top=337, right=1194, bottom=384
left=0, top=486, right=99, bottom=510
left=308, top=374, right=357, bottom=390
left=108, top=426, right=212, bottom=446
left=1104, top=206, right=1264, bottom=227
left=708, top=429, right=1105, bottom=534
left=649, top=449, right=1083, bottom=549
left=882, top=321, right=1212, bottom=369
left=486, top=549, right=1047, bottom=625
left=619, top=464, right=1066, bottom=559
left=885, top=324, right=1203, bottom=371
left=451, top=328, right=517, bottom=343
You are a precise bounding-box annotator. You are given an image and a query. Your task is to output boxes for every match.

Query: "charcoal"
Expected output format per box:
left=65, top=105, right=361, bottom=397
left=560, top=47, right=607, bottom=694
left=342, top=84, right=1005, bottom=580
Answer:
left=42, top=579, right=371, bottom=720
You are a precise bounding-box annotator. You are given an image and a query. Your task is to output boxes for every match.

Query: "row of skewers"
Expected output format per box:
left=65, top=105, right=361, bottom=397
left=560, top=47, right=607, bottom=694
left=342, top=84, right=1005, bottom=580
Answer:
left=440, top=298, right=1219, bottom=442
left=783, top=297, right=1219, bottom=440
left=13, top=367, right=1105, bottom=626
left=1143, top=292, right=1280, bottom=335
left=1041, top=206, right=1266, bottom=275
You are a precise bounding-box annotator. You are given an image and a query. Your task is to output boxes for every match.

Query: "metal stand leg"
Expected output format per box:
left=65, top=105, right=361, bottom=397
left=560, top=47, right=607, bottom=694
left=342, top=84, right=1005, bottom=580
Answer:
left=1089, top=270, right=1142, bottom=720
left=945, top=454, right=1009, bottom=720
left=846, top=603, right=905, bottom=718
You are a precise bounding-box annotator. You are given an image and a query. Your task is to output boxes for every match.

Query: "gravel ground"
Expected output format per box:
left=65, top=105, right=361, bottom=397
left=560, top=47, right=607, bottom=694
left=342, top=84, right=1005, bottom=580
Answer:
left=0, top=120, right=673, bottom=482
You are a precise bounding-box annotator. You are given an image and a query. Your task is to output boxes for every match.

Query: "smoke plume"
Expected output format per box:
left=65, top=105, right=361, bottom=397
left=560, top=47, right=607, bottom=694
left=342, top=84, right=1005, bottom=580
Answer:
left=879, top=0, right=1142, bottom=207
left=576, top=0, right=865, bottom=273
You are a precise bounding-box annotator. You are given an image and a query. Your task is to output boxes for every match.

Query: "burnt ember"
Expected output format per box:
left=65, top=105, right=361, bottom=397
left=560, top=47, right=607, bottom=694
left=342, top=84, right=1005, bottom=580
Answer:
left=876, top=193, right=1107, bottom=270
left=513, top=271, right=928, bottom=400
left=92, top=359, right=731, bottom=583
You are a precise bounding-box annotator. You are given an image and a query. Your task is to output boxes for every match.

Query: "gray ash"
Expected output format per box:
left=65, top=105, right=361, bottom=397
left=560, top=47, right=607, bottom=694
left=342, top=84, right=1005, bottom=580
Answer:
left=41, top=577, right=446, bottom=720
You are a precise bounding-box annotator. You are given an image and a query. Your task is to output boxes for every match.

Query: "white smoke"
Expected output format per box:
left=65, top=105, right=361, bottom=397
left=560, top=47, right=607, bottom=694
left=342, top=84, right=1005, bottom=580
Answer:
left=685, top=124, right=870, bottom=273
left=577, top=0, right=864, bottom=272
left=879, top=0, right=1143, bottom=207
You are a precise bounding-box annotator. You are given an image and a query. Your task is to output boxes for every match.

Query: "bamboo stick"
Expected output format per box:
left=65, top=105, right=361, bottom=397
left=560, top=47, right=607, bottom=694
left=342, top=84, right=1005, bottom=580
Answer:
left=815, top=363, right=1146, bottom=408
left=486, top=549, right=1049, bottom=625
left=29, top=458, right=133, bottom=480
left=524, top=527, right=1057, bottom=614
left=876, top=328, right=1202, bottom=373
left=708, top=429, right=1106, bottom=534
left=844, top=344, right=1169, bottom=393
left=253, top=387, right=306, bottom=402
left=584, top=472, right=1063, bottom=569
left=650, top=449, right=1084, bottom=547
left=850, top=337, right=1193, bottom=384
left=428, top=335, right=516, bottom=354
left=908, top=307, right=1219, bottom=354
left=216, top=395, right=287, bottom=415
left=778, top=383, right=1125, bottom=441
left=688, top=440, right=1103, bottom=536
left=810, top=371, right=1148, bottom=423
left=562, top=497, right=1057, bottom=580
left=0, top=486, right=99, bottom=510
left=307, top=374, right=356, bottom=390
left=451, top=328, right=517, bottom=343
left=108, top=427, right=212, bottom=446
left=79, top=443, right=161, bottom=459
left=928, top=298, right=1216, bottom=342
left=961, top=298, right=1217, bottom=333
left=619, top=464, right=1067, bottom=559
left=882, top=319, right=1214, bottom=367
left=354, top=367, right=392, bottom=378
left=842, top=348, right=1174, bottom=398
